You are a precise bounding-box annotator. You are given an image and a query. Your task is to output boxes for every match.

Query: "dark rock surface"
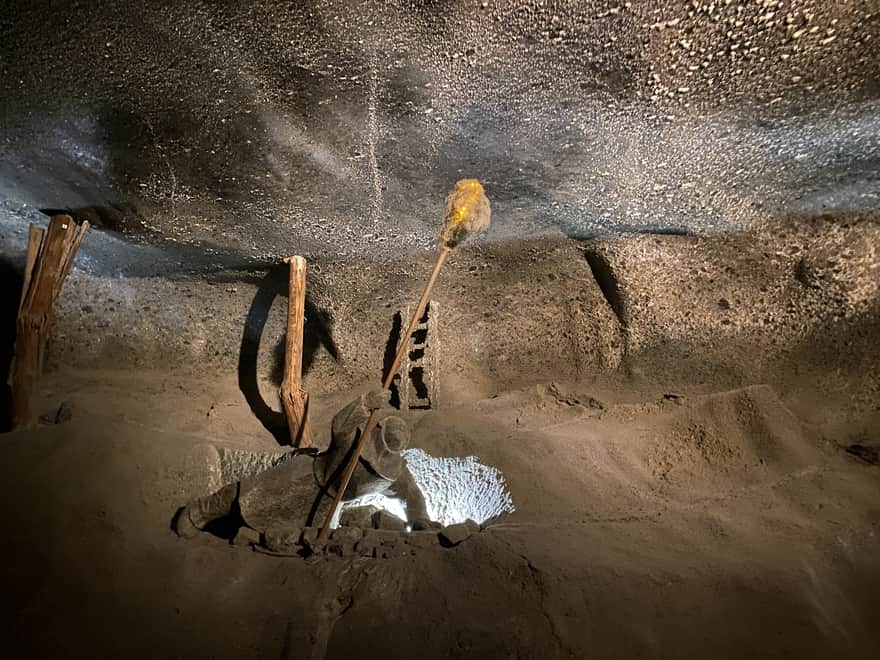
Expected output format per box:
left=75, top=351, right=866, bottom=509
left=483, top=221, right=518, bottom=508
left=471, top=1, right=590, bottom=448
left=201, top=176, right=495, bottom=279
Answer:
left=233, top=526, right=261, bottom=547
left=0, top=9, right=878, bottom=655
left=1, top=1, right=878, bottom=276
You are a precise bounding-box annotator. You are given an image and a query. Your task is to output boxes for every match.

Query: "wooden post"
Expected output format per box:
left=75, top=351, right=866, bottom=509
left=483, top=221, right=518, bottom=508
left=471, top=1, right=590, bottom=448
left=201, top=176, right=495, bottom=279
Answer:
left=279, top=256, right=313, bottom=447
left=11, top=215, right=89, bottom=429
left=18, top=225, right=45, bottom=314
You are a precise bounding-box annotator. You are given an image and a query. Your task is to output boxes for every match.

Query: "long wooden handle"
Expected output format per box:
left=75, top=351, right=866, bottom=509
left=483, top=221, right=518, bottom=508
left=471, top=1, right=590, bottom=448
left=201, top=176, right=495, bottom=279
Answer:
left=382, top=247, right=448, bottom=388
left=316, top=247, right=449, bottom=543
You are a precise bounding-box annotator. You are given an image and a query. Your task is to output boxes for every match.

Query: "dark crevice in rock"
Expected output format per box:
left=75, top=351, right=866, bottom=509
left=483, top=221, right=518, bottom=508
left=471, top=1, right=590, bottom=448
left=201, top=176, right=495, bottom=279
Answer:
left=583, top=249, right=626, bottom=332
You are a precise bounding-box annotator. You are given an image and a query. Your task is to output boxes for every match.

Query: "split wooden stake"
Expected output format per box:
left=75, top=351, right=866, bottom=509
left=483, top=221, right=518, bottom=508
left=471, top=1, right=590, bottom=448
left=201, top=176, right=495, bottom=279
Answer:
left=11, top=215, right=89, bottom=429
left=279, top=255, right=313, bottom=447
left=18, top=225, right=45, bottom=315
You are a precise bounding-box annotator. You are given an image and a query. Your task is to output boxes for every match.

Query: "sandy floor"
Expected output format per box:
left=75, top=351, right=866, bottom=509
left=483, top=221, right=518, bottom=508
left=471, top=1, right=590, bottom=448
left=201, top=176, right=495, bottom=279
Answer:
left=2, top=364, right=878, bottom=659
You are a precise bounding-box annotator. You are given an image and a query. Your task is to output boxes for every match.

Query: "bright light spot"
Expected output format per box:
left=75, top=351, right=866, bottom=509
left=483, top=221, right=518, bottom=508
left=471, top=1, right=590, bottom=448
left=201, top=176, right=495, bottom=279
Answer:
left=402, top=448, right=515, bottom=527
left=334, top=449, right=514, bottom=528
left=215, top=446, right=515, bottom=530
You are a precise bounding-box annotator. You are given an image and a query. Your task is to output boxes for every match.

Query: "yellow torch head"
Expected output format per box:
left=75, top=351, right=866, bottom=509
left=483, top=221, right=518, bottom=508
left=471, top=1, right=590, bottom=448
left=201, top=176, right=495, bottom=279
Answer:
left=440, top=179, right=491, bottom=249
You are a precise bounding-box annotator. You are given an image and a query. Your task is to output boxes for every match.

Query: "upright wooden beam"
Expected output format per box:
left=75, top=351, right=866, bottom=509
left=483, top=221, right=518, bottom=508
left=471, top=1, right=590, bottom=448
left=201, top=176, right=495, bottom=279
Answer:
left=18, top=225, right=45, bottom=315
left=12, top=215, right=88, bottom=429
left=279, top=256, right=313, bottom=447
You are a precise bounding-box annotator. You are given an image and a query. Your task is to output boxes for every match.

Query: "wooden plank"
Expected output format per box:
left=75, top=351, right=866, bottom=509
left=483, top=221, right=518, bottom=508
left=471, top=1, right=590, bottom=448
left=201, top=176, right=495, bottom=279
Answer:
left=21, top=215, right=73, bottom=317
left=18, top=225, right=45, bottom=315
left=283, top=256, right=307, bottom=389
left=12, top=216, right=88, bottom=429
left=56, top=220, right=90, bottom=305
left=279, top=256, right=313, bottom=447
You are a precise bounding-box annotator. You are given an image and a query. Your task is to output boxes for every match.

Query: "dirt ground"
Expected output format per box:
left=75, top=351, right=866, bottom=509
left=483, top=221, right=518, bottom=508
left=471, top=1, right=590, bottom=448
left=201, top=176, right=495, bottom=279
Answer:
left=2, top=219, right=879, bottom=659
left=2, top=370, right=879, bottom=658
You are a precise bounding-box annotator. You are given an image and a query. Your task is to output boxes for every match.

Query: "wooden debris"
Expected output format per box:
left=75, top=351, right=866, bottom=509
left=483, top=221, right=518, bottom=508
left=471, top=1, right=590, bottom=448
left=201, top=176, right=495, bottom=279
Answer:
left=11, top=215, right=89, bottom=429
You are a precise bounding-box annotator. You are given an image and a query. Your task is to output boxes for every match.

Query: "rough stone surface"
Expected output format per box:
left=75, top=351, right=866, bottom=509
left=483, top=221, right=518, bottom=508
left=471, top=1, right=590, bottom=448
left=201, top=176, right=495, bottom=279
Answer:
left=3, top=300, right=880, bottom=656
left=17, top=215, right=875, bottom=410
left=584, top=214, right=880, bottom=395
left=330, top=527, right=363, bottom=545
left=364, top=529, right=403, bottom=546
left=338, top=505, right=379, bottom=529
left=233, top=527, right=261, bottom=548
left=372, top=510, right=407, bottom=532
left=263, top=526, right=303, bottom=553
left=402, top=448, right=515, bottom=527
left=215, top=447, right=293, bottom=490
left=33, top=237, right=618, bottom=402
left=439, top=520, right=481, bottom=547
left=300, top=527, right=320, bottom=548
left=354, top=540, right=377, bottom=558
left=1, top=3, right=879, bottom=653
left=327, top=541, right=358, bottom=558
left=1, top=1, right=876, bottom=275
left=377, top=545, right=411, bottom=560
left=406, top=531, right=441, bottom=550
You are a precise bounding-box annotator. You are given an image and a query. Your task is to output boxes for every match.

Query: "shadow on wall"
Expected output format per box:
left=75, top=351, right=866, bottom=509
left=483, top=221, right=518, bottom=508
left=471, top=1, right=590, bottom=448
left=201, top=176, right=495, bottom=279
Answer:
left=39, top=205, right=147, bottom=237
left=238, top=263, right=339, bottom=445
left=0, top=257, right=23, bottom=432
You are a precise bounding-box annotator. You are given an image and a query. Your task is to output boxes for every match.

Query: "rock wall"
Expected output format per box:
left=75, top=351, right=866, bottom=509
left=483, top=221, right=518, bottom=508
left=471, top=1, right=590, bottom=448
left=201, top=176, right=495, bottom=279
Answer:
left=40, top=211, right=880, bottom=407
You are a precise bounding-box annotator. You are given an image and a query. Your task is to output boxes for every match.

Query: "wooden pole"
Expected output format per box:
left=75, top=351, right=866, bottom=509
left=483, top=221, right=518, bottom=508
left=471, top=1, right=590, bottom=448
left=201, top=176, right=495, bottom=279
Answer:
left=316, top=247, right=449, bottom=544
left=18, top=225, right=45, bottom=315
left=279, top=256, right=313, bottom=447
left=12, top=215, right=88, bottom=429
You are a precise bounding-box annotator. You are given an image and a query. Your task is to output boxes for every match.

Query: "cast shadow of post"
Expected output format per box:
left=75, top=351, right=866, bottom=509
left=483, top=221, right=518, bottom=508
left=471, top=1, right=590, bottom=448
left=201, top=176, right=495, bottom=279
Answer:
left=237, top=264, right=339, bottom=446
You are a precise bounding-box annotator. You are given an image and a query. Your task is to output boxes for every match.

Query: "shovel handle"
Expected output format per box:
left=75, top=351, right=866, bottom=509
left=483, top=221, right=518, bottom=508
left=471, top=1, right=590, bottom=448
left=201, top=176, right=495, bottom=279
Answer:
left=316, top=247, right=449, bottom=543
